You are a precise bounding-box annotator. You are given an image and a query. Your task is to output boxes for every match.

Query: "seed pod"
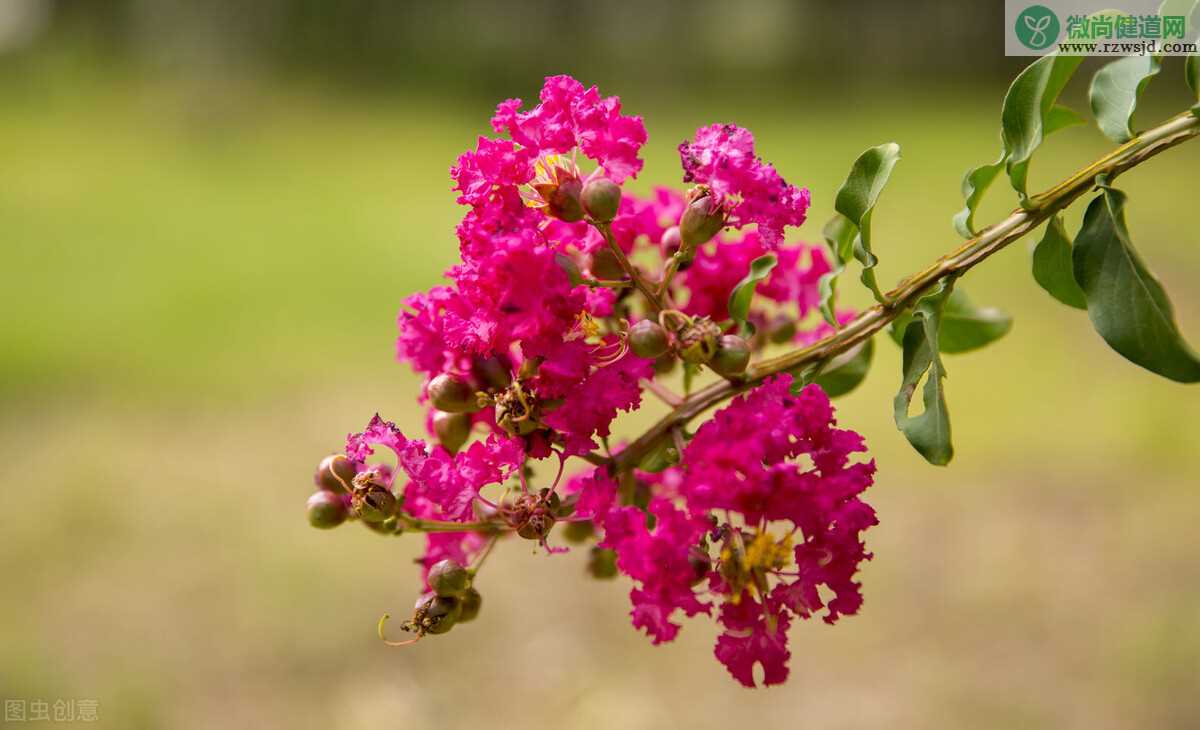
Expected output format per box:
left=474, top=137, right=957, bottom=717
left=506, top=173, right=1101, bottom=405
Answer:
left=432, top=410, right=471, bottom=454
left=428, top=559, right=471, bottom=598
left=589, top=247, right=626, bottom=281
left=679, top=186, right=726, bottom=250
left=710, top=334, right=751, bottom=376
left=414, top=593, right=462, bottom=635
left=534, top=173, right=585, bottom=222
left=428, top=372, right=476, bottom=413
left=471, top=356, right=513, bottom=391
left=314, top=454, right=356, bottom=493
left=351, top=472, right=397, bottom=523
left=306, top=490, right=348, bottom=529
left=517, top=512, right=556, bottom=541
left=677, top=317, right=721, bottom=364
left=628, top=319, right=669, bottom=359
left=458, top=587, right=482, bottom=623
left=587, top=547, right=618, bottom=579
left=581, top=177, right=621, bottom=222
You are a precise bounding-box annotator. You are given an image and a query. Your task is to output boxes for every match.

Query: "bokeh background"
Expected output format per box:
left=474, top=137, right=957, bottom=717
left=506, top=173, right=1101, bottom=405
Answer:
left=2, top=2, right=1199, bottom=728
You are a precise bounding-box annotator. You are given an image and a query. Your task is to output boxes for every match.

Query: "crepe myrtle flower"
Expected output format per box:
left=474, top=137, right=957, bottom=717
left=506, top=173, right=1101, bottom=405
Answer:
left=308, top=74, right=879, bottom=687
left=679, top=123, right=812, bottom=248
left=566, top=377, right=876, bottom=687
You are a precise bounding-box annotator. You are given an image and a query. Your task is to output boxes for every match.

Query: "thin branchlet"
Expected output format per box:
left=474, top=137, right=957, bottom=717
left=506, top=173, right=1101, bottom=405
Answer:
left=609, top=111, right=1199, bottom=474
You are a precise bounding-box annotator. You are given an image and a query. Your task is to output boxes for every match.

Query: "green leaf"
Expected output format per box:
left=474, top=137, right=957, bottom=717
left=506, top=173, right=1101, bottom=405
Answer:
left=1033, top=215, right=1088, bottom=309
left=894, top=281, right=954, bottom=465
left=813, top=339, right=874, bottom=398
left=727, top=253, right=777, bottom=330
left=1089, top=55, right=1162, bottom=144
left=889, top=288, right=1013, bottom=354
left=682, top=362, right=699, bottom=396
left=1187, top=55, right=1199, bottom=99
left=1045, top=104, right=1087, bottom=134
left=833, top=142, right=902, bottom=302
left=954, top=102, right=1083, bottom=239
left=952, top=152, right=1006, bottom=239
left=1002, top=53, right=1084, bottom=199
left=817, top=214, right=857, bottom=326
left=1072, top=186, right=1200, bottom=382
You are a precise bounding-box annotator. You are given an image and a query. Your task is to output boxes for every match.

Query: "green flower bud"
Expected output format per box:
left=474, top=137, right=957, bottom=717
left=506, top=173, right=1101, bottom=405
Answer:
left=458, top=587, right=482, bottom=623
left=471, top=355, right=512, bottom=391
left=589, top=247, right=626, bottom=281
left=414, top=593, right=462, bottom=635
left=767, top=316, right=797, bottom=344
left=314, top=454, right=356, bottom=493
left=679, top=186, right=726, bottom=250
left=628, top=319, right=669, bottom=359
left=587, top=547, right=618, bottom=579
left=432, top=410, right=471, bottom=454
left=561, top=519, right=595, bottom=544
left=427, top=559, right=471, bottom=598
left=677, top=317, right=721, bottom=364
left=581, top=177, right=621, bottom=222
left=660, top=225, right=682, bottom=257
left=428, top=372, right=476, bottom=413
left=306, top=490, right=348, bottom=529
left=710, top=334, right=751, bottom=376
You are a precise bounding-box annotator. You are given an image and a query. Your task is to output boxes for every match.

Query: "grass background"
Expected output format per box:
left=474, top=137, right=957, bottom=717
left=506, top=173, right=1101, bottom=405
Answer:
left=2, top=56, right=1199, bottom=728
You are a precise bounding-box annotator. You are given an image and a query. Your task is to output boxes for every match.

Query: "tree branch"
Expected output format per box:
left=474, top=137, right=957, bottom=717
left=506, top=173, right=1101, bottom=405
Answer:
left=611, top=111, right=1200, bottom=473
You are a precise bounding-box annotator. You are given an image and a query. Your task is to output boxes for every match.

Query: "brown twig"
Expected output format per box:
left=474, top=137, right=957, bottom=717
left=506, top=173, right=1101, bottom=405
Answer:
left=609, top=111, right=1200, bottom=474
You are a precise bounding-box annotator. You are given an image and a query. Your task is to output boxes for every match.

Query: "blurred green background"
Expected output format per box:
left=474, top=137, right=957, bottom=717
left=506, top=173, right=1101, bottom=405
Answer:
left=2, top=2, right=1199, bottom=728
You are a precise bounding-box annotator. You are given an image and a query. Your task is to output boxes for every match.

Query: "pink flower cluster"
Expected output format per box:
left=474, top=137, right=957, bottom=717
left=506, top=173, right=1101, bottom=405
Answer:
left=324, top=75, right=875, bottom=687
left=679, top=123, right=812, bottom=247
left=572, top=377, right=876, bottom=687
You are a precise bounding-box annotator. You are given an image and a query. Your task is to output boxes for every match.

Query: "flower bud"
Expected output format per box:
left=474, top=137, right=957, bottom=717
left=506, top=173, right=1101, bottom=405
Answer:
left=587, top=547, right=618, bottom=579
left=581, top=177, right=621, bottom=222
left=432, top=410, right=471, bottom=454
left=589, top=247, right=626, bottom=281
left=653, top=354, right=676, bottom=376
left=679, top=186, right=726, bottom=250
left=314, top=454, right=356, bottom=493
left=428, top=559, right=471, bottom=598
left=628, top=319, right=669, bottom=359
left=767, top=316, right=797, bottom=344
left=677, top=317, right=721, bottom=364
left=561, top=519, right=595, bottom=544
left=533, top=171, right=585, bottom=222
left=471, top=355, right=513, bottom=391
left=458, top=587, right=482, bottom=623
left=414, top=593, right=462, bottom=635
left=306, top=490, right=348, bottom=529
left=428, top=372, right=476, bottom=413
left=351, top=471, right=397, bottom=523
left=710, top=335, right=751, bottom=376
left=660, top=225, right=682, bottom=257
